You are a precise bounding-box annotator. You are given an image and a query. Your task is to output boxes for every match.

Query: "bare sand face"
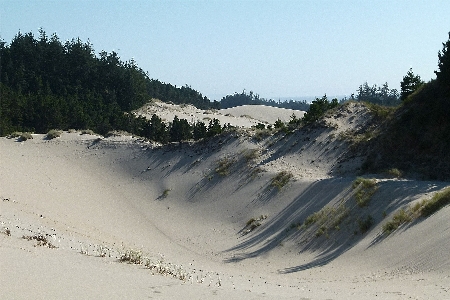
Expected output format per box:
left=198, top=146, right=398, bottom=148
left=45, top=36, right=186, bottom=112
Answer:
left=1, top=103, right=450, bottom=299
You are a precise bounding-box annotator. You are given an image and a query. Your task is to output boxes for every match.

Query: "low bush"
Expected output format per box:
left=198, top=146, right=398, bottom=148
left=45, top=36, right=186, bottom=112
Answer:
left=358, top=215, right=374, bottom=234
left=385, top=168, right=402, bottom=178
left=19, top=132, right=33, bottom=141
left=46, top=129, right=62, bottom=139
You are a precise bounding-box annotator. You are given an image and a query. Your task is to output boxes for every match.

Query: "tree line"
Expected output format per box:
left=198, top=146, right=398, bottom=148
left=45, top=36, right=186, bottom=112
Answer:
left=0, top=29, right=218, bottom=136
left=220, top=90, right=310, bottom=111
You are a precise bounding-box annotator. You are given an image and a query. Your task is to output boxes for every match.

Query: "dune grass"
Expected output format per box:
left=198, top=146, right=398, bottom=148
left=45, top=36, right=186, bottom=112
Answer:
left=352, top=177, right=378, bottom=207
left=215, top=157, right=235, bottom=176
left=270, top=171, right=293, bottom=190
left=383, top=187, right=450, bottom=235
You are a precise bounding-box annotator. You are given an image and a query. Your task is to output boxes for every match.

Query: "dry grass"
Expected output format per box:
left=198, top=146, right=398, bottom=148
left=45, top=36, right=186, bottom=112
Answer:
left=215, top=157, right=235, bottom=176
left=352, top=177, right=378, bottom=207
left=270, top=171, right=293, bottom=190
left=383, top=187, right=450, bottom=235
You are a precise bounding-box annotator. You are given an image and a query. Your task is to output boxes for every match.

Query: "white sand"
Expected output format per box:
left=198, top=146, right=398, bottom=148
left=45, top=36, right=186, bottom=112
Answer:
left=133, top=99, right=305, bottom=127
left=1, top=103, right=450, bottom=299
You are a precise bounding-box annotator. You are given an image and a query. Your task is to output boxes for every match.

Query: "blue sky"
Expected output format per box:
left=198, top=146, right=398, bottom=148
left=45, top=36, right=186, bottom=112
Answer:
left=2, top=1, right=449, bottom=101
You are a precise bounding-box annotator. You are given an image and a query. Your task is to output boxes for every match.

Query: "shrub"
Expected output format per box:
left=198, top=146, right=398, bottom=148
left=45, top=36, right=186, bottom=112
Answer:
left=46, top=129, right=62, bottom=139
left=9, top=131, right=22, bottom=138
left=358, top=215, right=374, bottom=234
left=19, top=132, right=33, bottom=141
left=270, top=171, right=293, bottom=190
left=119, top=249, right=143, bottom=264
left=254, top=129, right=272, bottom=141
left=386, top=168, right=402, bottom=178
left=243, top=148, right=259, bottom=161
left=162, top=189, right=170, bottom=198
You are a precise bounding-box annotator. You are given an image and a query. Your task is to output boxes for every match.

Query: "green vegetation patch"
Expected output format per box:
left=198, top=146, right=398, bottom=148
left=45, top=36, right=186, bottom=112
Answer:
left=46, top=129, right=62, bottom=139
left=421, top=187, right=450, bottom=217
left=352, top=177, right=378, bottom=207
left=383, top=187, right=450, bottom=235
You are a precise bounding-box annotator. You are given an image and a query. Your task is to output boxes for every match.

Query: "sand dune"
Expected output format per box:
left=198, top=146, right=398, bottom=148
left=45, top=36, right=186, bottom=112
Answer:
left=133, top=99, right=305, bottom=127
left=1, top=103, right=450, bottom=299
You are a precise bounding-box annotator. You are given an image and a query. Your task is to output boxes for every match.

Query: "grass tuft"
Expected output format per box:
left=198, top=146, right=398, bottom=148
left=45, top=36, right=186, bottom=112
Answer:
left=270, top=171, right=293, bottom=190
left=215, top=157, right=235, bottom=176
left=383, top=187, right=450, bottom=235
left=352, top=177, right=378, bottom=207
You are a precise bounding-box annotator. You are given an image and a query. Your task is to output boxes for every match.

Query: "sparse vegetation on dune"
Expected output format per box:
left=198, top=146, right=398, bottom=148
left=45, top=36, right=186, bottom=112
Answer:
left=383, top=187, right=450, bottom=235
left=270, top=171, right=293, bottom=190
left=46, top=129, right=62, bottom=139
left=352, top=177, right=378, bottom=207
left=215, top=157, right=235, bottom=176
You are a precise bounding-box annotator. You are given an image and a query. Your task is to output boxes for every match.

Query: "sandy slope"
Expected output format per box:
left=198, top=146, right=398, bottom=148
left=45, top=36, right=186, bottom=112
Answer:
left=1, top=104, right=450, bottom=299
left=133, top=99, right=305, bottom=127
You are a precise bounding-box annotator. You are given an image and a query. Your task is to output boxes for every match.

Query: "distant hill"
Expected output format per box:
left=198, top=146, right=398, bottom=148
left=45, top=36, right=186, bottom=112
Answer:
left=220, top=90, right=310, bottom=111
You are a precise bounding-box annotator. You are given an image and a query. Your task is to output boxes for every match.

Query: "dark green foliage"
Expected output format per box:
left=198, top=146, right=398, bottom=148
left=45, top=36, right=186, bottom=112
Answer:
left=366, top=80, right=450, bottom=179
left=220, top=90, right=309, bottom=111
left=358, top=215, right=374, bottom=234
left=207, top=118, right=222, bottom=137
left=255, top=123, right=265, bottom=130
left=302, top=95, right=338, bottom=124
left=170, top=116, right=192, bottom=142
left=192, top=121, right=207, bottom=140
left=435, top=32, right=450, bottom=93
left=274, top=118, right=285, bottom=129
left=356, top=82, right=400, bottom=106
left=0, top=30, right=217, bottom=136
left=400, top=68, right=424, bottom=101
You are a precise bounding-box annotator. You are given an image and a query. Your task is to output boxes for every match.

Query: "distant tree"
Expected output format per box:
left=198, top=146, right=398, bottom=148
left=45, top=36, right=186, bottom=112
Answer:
left=193, top=121, right=207, bottom=140
left=400, top=68, right=424, bottom=101
left=170, top=116, right=192, bottom=142
left=435, top=31, right=450, bottom=92
left=356, top=82, right=399, bottom=106
left=274, top=118, right=285, bottom=129
left=207, top=118, right=222, bottom=136
left=302, top=95, right=338, bottom=124
left=220, top=90, right=309, bottom=111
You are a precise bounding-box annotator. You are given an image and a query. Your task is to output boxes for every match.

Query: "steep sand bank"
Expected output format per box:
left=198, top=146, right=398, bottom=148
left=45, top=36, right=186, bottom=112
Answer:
left=1, top=103, right=450, bottom=299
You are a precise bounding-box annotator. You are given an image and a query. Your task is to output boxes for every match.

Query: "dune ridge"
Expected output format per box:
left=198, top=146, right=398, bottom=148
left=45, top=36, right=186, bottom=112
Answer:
left=1, top=103, right=450, bottom=299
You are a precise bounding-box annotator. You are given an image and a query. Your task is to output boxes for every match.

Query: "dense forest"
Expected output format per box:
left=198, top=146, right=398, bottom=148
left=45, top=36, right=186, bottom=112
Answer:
left=0, top=30, right=219, bottom=137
